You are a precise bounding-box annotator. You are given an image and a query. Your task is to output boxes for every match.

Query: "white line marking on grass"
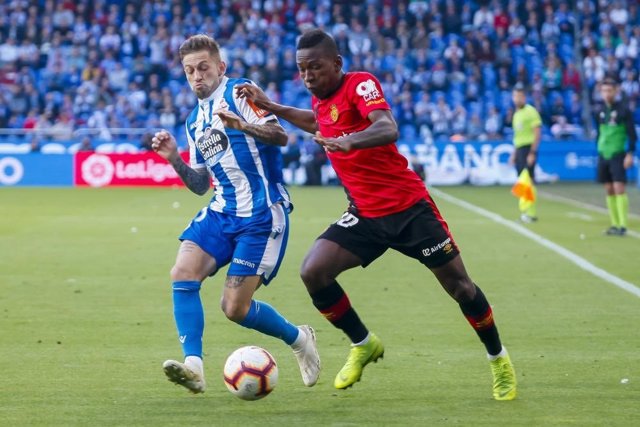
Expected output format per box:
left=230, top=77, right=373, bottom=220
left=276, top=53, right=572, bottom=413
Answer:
left=539, top=191, right=640, bottom=219
left=540, top=191, right=640, bottom=239
left=431, top=188, right=640, bottom=299
left=566, top=211, right=594, bottom=222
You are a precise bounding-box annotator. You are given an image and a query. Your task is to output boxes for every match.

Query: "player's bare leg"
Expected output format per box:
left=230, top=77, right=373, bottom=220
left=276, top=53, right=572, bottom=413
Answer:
left=431, top=255, right=516, bottom=400
left=301, top=239, right=384, bottom=389
left=221, top=275, right=320, bottom=387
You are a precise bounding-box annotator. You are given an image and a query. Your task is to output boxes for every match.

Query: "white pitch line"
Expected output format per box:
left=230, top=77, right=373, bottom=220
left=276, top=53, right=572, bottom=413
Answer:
left=539, top=190, right=640, bottom=219
left=539, top=191, right=640, bottom=239
left=566, top=211, right=594, bottom=222
left=431, top=188, right=640, bottom=299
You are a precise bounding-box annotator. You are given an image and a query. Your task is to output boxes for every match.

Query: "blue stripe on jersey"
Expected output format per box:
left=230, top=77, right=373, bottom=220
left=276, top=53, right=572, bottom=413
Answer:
left=186, top=107, right=205, bottom=165
left=257, top=141, right=287, bottom=207
left=224, top=80, right=268, bottom=216
left=211, top=161, right=237, bottom=212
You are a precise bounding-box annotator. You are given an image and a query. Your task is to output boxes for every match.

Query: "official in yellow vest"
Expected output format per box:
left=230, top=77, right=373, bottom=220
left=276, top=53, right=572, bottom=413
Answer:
left=509, top=84, right=542, bottom=223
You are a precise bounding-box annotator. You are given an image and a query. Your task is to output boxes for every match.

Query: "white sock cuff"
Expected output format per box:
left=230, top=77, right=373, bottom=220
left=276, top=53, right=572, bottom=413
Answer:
left=185, top=355, right=204, bottom=374
left=352, top=332, right=371, bottom=347
left=291, top=326, right=306, bottom=350
left=487, top=346, right=507, bottom=361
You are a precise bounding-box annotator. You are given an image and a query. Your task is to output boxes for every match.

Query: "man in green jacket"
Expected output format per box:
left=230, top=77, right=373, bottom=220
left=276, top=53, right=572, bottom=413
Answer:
left=595, top=78, right=637, bottom=236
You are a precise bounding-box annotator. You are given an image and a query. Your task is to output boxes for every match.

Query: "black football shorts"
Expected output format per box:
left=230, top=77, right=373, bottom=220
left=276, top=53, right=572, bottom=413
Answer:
left=597, top=153, right=627, bottom=184
left=319, top=198, right=460, bottom=269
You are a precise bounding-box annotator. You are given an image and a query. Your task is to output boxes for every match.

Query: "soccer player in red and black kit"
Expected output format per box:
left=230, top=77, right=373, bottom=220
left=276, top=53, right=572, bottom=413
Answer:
left=237, top=29, right=517, bottom=400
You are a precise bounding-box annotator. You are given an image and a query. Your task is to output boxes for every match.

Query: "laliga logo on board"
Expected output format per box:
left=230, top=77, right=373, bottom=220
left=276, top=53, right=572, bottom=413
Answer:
left=82, top=154, right=114, bottom=187
left=81, top=153, right=180, bottom=186
left=0, top=157, right=24, bottom=185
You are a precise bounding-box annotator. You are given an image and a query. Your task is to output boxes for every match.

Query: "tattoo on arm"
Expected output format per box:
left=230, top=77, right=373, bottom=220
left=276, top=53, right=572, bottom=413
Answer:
left=170, top=156, right=210, bottom=195
left=242, top=121, right=287, bottom=146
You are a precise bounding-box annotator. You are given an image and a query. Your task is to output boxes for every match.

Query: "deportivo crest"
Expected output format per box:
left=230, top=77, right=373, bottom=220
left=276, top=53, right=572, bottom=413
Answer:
left=197, top=126, right=229, bottom=166
left=330, top=104, right=339, bottom=122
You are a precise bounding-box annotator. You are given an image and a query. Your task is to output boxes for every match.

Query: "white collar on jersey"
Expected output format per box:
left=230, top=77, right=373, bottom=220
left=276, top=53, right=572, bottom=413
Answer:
left=197, top=76, right=229, bottom=108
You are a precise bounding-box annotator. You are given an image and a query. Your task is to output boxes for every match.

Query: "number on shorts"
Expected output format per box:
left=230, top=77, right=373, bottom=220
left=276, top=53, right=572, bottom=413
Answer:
left=336, top=212, right=359, bottom=228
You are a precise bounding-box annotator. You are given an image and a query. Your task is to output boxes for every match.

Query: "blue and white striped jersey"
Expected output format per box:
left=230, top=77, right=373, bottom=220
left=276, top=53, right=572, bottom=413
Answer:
left=184, top=76, right=290, bottom=217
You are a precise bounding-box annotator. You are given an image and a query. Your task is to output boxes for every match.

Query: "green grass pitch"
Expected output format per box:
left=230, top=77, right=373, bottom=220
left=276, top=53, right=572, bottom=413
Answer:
left=1, top=184, right=638, bottom=426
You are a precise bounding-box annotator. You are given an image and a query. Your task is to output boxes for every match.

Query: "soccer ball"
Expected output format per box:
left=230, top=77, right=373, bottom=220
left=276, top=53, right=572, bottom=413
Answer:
left=223, top=346, right=278, bottom=400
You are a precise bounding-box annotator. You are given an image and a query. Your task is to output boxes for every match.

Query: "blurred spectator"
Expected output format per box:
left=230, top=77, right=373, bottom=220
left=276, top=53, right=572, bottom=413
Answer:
left=451, top=104, right=468, bottom=138
left=567, top=92, right=584, bottom=124
left=86, top=100, right=111, bottom=141
left=348, top=22, right=372, bottom=56
left=282, top=132, right=301, bottom=181
left=29, top=135, right=41, bottom=152
left=494, top=6, right=510, bottom=33
left=430, top=96, right=452, bottom=140
left=78, top=136, right=94, bottom=152
left=620, top=70, right=640, bottom=100
left=414, top=92, right=433, bottom=128
left=301, top=135, right=327, bottom=186
left=0, top=0, right=632, bottom=152
left=467, top=112, right=485, bottom=140
left=473, top=4, right=494, bottom=29
left=609, top=1, right=629, bottom=28
left=583, top=47, right=606, bottom=85
left=485, top=106, right=503, bottom=140
left=542, top=57, right=562, bottom=92
left=50, top=112, right=74, bottom=141
left=243, top=42, right=266, bottom=68
left=551, top=116, right=583, bottom=139
left=0, top=38, right=19, bottom=64
left=562, top=62, right=582, bottom=92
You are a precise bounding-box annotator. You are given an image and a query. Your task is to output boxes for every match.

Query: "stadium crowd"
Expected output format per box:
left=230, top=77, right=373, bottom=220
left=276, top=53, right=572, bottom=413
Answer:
left=1, top=0, right=640, bottom=149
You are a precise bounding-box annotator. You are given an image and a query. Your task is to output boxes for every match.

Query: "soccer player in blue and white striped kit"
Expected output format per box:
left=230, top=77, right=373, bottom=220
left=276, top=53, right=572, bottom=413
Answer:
left=152, top=34, right=320, bottom=393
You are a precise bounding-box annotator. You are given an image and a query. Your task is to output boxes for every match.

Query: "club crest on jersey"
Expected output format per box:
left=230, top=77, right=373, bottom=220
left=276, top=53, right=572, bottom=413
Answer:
left=355, top=79, right=381, bottom=102
left=330, top=104, right=339, bottom=122
left=197, top=126, right=229, bottom=166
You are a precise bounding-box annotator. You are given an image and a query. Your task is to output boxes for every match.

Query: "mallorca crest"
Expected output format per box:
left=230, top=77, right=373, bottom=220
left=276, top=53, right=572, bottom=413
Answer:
left=330, top=104, right=339, bottom=122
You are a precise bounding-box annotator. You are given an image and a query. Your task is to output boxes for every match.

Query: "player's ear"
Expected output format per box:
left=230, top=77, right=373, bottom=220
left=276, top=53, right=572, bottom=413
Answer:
left=218, top=60, right=227, bottom=76
left=335, top=55, right=343, bottom=72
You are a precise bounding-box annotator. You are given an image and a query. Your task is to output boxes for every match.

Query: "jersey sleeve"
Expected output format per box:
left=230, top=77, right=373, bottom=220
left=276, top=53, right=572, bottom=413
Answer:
left=349, top=72, right=391, bottom=118
left=185, top=121, right=206, bottom=169
left=233, top=81, right=280, bottom=126
left=529, top=107, right=542, bottom=128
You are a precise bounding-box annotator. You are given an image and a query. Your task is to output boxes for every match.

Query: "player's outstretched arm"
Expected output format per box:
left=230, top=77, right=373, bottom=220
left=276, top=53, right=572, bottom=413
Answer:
left=152, top=130, right=210, bottom=195
left=314, top=110, right=399, bottom=152
left=214, top=109, right=288, bottom=146
left=235, top=83, right=318, bottom=134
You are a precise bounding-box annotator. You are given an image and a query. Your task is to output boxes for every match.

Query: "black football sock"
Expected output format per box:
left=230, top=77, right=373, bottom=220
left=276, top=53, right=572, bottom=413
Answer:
left=459, top=285, right=503, bottom=356
left=310, top=280, right=369, bottom=344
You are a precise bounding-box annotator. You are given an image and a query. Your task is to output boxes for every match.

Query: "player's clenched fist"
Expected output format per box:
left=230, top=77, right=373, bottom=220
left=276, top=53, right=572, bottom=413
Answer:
left=314, top=131, right=352, bottom=153
left=152, top=130, right=179, bottom=161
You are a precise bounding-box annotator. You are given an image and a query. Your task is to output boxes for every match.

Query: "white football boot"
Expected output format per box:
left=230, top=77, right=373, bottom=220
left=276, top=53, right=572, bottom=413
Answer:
left=292, top=325, right=321, bottom=387
left=162, top=359, right=206, bottom=393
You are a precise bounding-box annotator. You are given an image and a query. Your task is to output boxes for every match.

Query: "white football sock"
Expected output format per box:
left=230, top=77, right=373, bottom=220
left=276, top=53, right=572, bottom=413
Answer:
left=185, top=355, right=204, bottom=374
left=290, top=327, right=306, bottom=351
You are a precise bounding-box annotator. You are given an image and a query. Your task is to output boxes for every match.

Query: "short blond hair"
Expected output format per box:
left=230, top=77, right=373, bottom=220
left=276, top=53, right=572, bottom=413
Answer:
left=179, top=34, right=222, bottom=61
